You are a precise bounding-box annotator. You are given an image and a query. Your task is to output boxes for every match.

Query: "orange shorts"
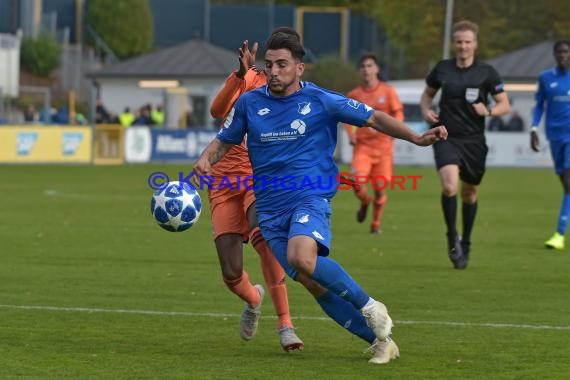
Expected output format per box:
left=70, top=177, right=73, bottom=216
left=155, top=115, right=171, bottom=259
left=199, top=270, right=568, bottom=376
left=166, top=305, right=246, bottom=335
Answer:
left=208, top=186, right=256, bottom=241
left=351, top=144, right=393, bottom=179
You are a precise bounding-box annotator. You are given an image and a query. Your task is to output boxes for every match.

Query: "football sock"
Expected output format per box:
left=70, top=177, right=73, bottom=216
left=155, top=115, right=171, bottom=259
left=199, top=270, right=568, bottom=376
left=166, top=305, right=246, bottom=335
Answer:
left=223, top=271, right=260, bottom=307
left=372, top=194, right=388, bottom=227
left=441, top=194, right=457, bottom=237
left=462, top=201, right=478, bottom=244
left=316, top=290, right=376, bottom=344
left=250, top=227, right=293, bottom=328
left=556, top=194, right=570, bottom=234
left=311, top=256, right=370, bottom=309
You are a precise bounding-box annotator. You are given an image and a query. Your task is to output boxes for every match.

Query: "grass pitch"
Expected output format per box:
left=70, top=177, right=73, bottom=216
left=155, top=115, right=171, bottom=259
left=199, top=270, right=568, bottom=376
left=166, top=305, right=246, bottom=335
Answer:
left=1, top=164, right=569, bottom=379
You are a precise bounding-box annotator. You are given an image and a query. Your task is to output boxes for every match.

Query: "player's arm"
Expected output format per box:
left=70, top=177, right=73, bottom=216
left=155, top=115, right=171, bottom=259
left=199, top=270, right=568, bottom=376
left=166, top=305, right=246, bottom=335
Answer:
left=530, top=77, right=546, bottom=152
left=194, top=138, right=234, bottom=177
left=488, top=92, right=510, bottom=117
left=420, top=86, right=440, bottom=125
left=389, top=87, right=405, bottom=122
left=364, top=110, right=447, bottom=146
left=210, top=40, right=261, bottom=118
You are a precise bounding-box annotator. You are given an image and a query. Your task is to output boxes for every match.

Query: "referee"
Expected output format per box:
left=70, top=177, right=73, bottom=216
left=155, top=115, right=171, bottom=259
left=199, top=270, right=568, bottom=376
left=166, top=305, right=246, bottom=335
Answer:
left=420, top=20, right=510, bottom=269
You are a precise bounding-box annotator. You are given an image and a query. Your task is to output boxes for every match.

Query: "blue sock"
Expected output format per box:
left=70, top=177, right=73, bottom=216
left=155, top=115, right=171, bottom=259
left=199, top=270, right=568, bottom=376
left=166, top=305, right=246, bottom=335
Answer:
left=556, top=194, right=570, bottom=234
left=311, top=256, right=370, bottom=309
left=316, top=290, right=376, bottom=344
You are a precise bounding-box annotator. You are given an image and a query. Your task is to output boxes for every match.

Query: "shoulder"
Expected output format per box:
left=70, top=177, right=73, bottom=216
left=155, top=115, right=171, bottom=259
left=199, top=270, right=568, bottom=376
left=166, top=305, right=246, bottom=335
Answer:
left=303, top=81, right=346, bottom=99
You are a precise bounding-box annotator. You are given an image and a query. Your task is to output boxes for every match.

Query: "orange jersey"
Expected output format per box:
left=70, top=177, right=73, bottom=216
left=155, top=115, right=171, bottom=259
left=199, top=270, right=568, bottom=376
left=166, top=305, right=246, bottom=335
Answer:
left=210, top=68, right=267, bottom=178
left=344, top=82, right=404, bottom=150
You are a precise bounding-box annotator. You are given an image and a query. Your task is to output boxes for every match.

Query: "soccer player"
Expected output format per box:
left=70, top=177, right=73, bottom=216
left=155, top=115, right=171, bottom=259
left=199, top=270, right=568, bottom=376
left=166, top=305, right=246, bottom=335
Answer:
left=211, top=30, right=401, bottom=364
left=530, top=39, right=570, bottom=250
left=344, top=54, right=404, bottom=233
left=420, top=20, right=510, bottom=269
left=206, top=40, right=303, bottom=351
left=196, top=31, right=447, bottom=362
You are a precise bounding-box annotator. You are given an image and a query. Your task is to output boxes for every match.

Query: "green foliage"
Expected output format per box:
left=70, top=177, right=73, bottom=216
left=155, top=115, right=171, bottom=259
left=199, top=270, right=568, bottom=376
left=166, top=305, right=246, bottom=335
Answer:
left=304, top=55, right=360, bottom=93
left=86, top=0, right=153, bottom=59
left=19, top=34, right=61, bottom=78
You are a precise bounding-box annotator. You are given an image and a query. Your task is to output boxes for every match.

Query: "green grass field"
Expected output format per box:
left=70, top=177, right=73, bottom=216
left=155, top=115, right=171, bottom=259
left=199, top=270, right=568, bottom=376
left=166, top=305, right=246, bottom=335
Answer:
left=1, top=164, right=569, bottom=379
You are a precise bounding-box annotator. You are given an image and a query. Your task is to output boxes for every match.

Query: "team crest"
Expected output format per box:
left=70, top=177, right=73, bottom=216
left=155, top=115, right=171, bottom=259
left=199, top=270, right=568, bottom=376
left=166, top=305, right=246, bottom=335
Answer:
left=465, top=88, right=479, bottom=103
left=298, top=102, right=311, bottom=115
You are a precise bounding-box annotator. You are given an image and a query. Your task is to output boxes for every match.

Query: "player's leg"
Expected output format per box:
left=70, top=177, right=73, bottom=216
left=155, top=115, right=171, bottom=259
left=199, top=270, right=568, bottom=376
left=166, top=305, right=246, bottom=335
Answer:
left=245, top=199, right=304, bottom=351
left=286, top=199, right=393, bottom=341
left=352, top=147, right=373, bottom=223
left=434, top=139, right=464, bottom=267
left=545, top=141, right=570, bottom=249
left=261, top=215, right=396, bottom=362
left=458, top=137, right=487, bottom=264
left=369, top=150, right=392, bottom=234
left=210, top=194, right=263, bottom=340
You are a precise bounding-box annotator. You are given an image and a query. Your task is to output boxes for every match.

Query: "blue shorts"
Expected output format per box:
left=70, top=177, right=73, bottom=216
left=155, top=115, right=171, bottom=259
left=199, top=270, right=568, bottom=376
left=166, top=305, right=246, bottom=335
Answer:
left=257, top=196, right=332, bottom=279
left=549, top=140, right=570, bottom=175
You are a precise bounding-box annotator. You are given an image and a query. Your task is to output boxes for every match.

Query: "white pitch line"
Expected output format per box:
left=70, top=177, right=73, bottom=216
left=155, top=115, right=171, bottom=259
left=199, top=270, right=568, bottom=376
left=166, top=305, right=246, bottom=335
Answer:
left=1, top=304, right=569, bottom=331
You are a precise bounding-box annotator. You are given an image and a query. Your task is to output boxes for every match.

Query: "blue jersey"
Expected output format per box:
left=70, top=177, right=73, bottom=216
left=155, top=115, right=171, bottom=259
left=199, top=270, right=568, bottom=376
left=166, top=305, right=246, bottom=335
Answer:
left=532, top=67, right=570, bottom=141
left=217, top=81, right=374, bottom=214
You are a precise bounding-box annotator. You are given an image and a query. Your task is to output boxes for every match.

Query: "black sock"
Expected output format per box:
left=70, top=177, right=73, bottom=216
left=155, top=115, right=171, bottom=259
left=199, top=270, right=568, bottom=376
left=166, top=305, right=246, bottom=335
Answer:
left=462, top=201, right=478, bottom=244
left=441, top=194, right=457, bottom=238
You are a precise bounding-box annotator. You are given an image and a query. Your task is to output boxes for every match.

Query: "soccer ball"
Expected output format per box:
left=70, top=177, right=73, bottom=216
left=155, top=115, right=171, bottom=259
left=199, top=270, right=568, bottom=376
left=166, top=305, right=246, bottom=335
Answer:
left=151, top=181, right=202, bottom=232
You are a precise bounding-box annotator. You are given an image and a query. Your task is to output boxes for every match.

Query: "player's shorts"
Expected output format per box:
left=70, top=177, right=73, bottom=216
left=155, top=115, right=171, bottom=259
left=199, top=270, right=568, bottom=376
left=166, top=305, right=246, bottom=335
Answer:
left=433, top=135, right=488, bottom=185
left=548, top=139, right=570, bottom=175
left=257, top=196, right=332, bottom=279
left=208, top=186, right=256, bottom=241
left=352, top=144, right=393, bottom=179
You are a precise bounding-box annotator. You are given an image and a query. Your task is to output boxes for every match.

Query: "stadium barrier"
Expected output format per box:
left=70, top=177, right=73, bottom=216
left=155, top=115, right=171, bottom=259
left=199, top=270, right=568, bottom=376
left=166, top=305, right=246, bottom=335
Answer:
left=338, top=128, right=554, bottom=168
left=124, top=127, right=218, bottom=163
left=0, top=125, right=92, bottom=164
left=94, top=124, right=125, bottom=165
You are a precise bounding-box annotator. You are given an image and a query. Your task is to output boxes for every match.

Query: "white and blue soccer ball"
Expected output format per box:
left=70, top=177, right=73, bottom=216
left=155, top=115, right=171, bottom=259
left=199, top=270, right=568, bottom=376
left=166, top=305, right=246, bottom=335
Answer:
left=151, top=181, right=202, bottom=232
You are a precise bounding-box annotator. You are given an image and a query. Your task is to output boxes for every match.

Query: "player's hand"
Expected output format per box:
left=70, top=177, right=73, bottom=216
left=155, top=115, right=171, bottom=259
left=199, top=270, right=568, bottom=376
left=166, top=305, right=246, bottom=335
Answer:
left=422, top=109, right=440, bottom=125
left=192, top=157, right=211, bottom=187
left=414, top=125, right=448, bottom=146
left=236, top=40, right=258, bottom=78
left=472, top=102, right=489, bottom=117
left=530, top=128, right=540, bottom=152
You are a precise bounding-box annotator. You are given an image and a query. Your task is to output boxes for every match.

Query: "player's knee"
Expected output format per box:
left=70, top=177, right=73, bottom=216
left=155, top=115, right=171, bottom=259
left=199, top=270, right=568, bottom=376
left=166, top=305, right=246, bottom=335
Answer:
left=287, top=254, right=315, bottom=275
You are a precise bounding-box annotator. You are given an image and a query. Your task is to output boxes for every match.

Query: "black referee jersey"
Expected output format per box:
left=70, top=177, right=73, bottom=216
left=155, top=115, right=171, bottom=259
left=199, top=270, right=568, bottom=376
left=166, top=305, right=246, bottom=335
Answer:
left=426, top=59, right=505, bottom=138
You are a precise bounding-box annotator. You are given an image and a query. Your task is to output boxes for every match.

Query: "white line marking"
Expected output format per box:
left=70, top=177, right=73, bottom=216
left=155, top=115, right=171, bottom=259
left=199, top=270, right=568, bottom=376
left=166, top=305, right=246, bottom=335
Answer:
left=1, top=304, right=568, bottom=331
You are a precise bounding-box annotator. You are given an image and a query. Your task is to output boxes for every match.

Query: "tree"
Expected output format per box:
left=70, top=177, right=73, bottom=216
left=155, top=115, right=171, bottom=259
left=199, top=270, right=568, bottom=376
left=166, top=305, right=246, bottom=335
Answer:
left=20, top=34, right=61, bottom=78
left=86, top=0, right=153, bottom=59
left=304, top=55, right=360, bottom=94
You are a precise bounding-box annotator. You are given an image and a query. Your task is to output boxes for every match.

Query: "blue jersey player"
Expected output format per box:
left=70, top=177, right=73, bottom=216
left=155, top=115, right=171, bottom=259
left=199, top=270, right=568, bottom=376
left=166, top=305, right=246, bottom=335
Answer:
left=531, top=40, right=570, bottom=250
left=194, top=31, right=447, bottom=363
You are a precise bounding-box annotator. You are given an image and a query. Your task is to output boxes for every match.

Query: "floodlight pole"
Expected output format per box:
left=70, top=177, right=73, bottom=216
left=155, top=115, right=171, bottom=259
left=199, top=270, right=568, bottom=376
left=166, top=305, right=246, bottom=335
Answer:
left=443, top=0, right=454, bottom=59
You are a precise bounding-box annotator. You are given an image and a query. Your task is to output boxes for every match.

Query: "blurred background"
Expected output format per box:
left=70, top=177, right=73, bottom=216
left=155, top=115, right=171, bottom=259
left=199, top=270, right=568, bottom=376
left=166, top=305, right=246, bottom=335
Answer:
left=0, top=0, right=567, bottom=166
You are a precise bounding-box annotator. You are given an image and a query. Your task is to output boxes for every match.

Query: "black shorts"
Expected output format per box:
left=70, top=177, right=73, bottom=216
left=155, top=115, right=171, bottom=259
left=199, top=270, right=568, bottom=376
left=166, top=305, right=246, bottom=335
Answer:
left=433, top=135, right=488, bottom=185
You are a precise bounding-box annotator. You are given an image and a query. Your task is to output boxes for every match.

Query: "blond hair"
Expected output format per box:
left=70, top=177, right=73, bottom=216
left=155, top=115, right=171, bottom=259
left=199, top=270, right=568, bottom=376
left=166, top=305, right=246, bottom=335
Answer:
left=452, top=20, right=479, bottom=37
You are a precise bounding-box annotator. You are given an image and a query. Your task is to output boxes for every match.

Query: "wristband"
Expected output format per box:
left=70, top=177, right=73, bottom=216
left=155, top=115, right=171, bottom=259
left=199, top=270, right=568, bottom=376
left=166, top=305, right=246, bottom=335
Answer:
left=530, top=126, right=538, bottom=132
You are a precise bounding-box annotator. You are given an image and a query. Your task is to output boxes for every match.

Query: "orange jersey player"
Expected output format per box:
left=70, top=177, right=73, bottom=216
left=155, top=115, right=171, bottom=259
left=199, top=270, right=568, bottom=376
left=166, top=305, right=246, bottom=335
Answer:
left=344, top=53, right=404, bottom=234
left=207, top=38, right=304, bottom=351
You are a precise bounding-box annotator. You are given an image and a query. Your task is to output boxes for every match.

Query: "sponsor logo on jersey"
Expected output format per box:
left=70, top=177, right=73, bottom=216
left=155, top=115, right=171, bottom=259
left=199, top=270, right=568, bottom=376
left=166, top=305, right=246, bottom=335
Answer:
left=348, top=99, right=361, bottom=109
left=550, top=82, right=558, bottom=88
left=257, top=108, right=271, bottom=116
left=290, top=119, right=307, bottom=134
left=296, top=213, right=310, bottom=223
left=312, top=230, right=324, bottom=240
left=298, top=102, right=311, bottom=115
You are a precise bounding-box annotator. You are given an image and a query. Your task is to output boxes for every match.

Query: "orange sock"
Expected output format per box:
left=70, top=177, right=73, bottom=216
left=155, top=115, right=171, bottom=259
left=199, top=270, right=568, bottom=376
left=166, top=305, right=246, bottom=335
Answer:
left=223, top=271, right=260, bottom=307
left=250, top=227, right=293, bottom=329
left=372, top=194, right=388, bottom=228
